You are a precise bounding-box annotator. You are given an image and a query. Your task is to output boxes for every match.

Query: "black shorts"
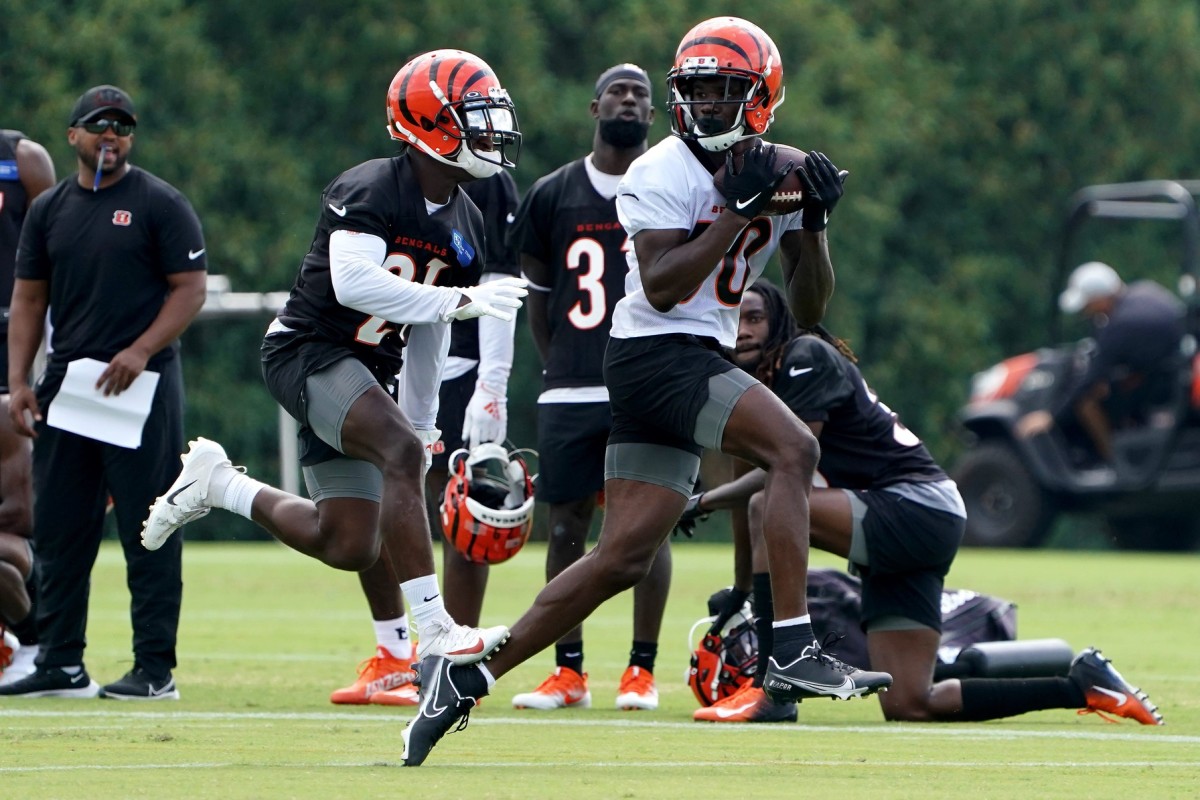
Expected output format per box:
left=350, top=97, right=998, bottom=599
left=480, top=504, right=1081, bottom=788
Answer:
left=536, top=401, right=611, bottom=504
left=604, top=333, right=740, bottom=455
left=851, top=489, right=965, bottom=633
left=432, top=368, right=477, bottom=472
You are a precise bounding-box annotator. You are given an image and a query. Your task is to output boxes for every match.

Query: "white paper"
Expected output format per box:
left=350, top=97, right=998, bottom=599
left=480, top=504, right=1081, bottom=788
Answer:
left=45, top=358, right=160, bottom=449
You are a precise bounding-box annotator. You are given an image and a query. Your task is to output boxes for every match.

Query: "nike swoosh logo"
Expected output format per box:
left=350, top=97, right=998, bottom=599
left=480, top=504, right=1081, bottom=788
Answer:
left=329, top=203, right=347, bottom=217
left=166, top=480, right=197, bottom=505
left=188, top=248, right=205, bottom=260
left=446, top=638, right=484, bottom=656
left=422, top=664, right=449, bottom=717
left=148, top=681, right=175, bottom=697
left=714, top=701, right=757, bottom=719
left=735, top=193, right=762, bottom=210
left=422, top=594, right=439, bottom=603
left=789, top=366, right=813, bottom=377
left=1093, top=685, right=1129, bottom=706
left=506, top=213, right=515, bottom=224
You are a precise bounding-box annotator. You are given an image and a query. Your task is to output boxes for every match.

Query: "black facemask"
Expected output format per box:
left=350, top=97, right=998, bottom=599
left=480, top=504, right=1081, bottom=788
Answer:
left=598, top=118, right=651, bottom=148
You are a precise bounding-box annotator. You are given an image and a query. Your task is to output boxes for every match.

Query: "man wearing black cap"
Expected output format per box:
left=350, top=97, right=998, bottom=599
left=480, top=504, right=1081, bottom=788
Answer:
left=505, top=63, right=667, bottom=712
left=0, top=84, right=207, bottom=699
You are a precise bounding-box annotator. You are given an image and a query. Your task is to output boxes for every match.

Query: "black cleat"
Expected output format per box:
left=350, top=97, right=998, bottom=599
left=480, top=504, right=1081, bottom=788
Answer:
left=100, top=668, right=180, bottom=701
left=401, top=656, right=489, bottom=766
left=0, top=665, right=100, bottom=698
left=1069, top=647, right=1164, bottom=725
left=763, top=639, right=892, bottom=703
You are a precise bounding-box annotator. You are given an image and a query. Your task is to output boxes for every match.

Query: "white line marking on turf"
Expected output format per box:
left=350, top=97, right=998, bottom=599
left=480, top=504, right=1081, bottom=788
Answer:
left=1, top=709, right=1195, bottom=745
left=3, top=760, right=1200, bottom=774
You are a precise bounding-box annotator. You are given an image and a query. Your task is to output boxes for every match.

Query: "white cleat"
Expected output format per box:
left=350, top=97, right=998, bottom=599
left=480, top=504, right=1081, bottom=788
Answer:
left=417, top=620, right=509, bottom=666
left=141, top=438, right=232, bottom=551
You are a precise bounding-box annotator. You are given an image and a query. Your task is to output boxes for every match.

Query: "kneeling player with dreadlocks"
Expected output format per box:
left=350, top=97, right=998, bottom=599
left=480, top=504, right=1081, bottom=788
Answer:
left=684, top=279, right=1164, bottom=725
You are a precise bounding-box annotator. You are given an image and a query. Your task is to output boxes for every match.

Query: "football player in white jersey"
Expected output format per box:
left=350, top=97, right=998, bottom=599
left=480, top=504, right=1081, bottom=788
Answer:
left=398, top=17, right=892, bottom=768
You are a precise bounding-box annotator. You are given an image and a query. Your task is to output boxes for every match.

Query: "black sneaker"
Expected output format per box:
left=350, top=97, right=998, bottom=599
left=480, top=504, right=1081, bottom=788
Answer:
left=1069, top=647, right=1163, bottom=725
left=763, top=639, right=892, bottom=703
left=402, top=656, right=489, bottom=767
left=0, top=665, right=100, bottom=698
left=100, top=668, right=180, bottom=701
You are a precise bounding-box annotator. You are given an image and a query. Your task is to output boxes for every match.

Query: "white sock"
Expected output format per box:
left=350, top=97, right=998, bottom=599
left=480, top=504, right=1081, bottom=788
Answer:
left=374, top=615, right=413, bottom=659
left=773, top=614, right=813, bottom=629
left=401, top=575, right=451, bottom=636
left=211, top=469, right=266, bottom=519
left=478, top=662, right=496, bottom=689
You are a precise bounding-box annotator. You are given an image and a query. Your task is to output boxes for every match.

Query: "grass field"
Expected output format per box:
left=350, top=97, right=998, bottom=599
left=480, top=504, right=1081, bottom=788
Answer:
left=1, top=540, right=1196, bottom=799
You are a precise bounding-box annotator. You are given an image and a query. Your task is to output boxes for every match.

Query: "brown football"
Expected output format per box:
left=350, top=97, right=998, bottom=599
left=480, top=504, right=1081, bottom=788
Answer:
left=712, top=142, right=808, bottom=216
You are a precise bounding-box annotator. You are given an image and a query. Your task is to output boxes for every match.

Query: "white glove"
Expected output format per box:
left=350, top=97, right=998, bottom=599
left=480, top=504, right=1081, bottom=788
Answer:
left=462, top=381, right=507, bottom=447
left=415, top=428, right=442, bottom=476
left=442, top=277, right=528, bottom=323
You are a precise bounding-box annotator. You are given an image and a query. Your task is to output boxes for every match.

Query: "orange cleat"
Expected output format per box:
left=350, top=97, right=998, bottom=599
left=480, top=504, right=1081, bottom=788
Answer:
left=693, top=681, right=797, bottom=723
left=1070, top=647, right=1164, bottom=725
left=615, top=666, right=658, bottom=710
left=330, top=646, right=417, bottom=705
left=511, top=666, right=591, bottom=709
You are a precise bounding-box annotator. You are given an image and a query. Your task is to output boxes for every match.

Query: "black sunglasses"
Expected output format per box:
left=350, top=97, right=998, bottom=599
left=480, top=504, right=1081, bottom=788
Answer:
left=80, top=119, right=135, bottom=136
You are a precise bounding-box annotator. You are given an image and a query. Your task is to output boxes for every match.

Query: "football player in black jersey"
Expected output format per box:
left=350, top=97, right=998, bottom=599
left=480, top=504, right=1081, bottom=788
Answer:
left=139, top=51, right=528, bottom=678
left=506, top=64, right=669, bottom=712
left=0, top=128, right=54, bottom=687
left=687, top=279, right=1163, bottom=726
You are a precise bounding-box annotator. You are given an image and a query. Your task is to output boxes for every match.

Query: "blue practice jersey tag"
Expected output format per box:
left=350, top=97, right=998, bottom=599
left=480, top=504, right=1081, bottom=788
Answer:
left=0, top=160, right=18, bottom=181
left=450, top=228, right=476, bottom=266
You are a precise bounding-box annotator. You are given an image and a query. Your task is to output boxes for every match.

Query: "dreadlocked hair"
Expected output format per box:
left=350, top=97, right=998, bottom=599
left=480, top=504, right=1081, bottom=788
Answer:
left=799, top=323, right=859, bottom=363
left=744, top=280, right=797, bottom=387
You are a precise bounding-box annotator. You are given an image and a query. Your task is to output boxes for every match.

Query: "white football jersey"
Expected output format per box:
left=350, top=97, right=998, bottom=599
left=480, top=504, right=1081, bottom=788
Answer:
left=612, top=136, right=804, bottom=348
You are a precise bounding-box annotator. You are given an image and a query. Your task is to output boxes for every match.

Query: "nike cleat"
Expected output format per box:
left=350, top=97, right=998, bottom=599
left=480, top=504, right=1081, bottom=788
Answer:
left=417, top=620, right=509, bottom=666
left=99, top=668, right=180, bottom=701
left=763, top=640, right=892, bottom=703
left=615, top=666, right=658, bottom=711
left=511, top=666, right=591, bottom=710
left=1070, top=646, right=1164, bottom=725
left=142, top=438, right=237, bottom=551
left=401, top=656, right=488, bottom=767
left=0, top=665, right=100, bottom=698
left=371, top=683, right=419, bottom=706
left=330, top=646, right=417, bottom=705
left=694, top=681, right=798, bottom=723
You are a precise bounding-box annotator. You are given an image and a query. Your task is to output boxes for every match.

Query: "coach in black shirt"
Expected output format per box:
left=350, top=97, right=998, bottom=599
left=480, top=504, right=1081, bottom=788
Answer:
left=0, top=85, right=207, bottom=700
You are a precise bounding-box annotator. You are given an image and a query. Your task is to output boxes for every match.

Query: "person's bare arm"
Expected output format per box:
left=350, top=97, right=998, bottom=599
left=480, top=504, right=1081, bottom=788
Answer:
left=17, top=138, right=56, bottom=201
left=633, top=214, right=749, bottom=312
left=7, top=278, right=49, bottom=437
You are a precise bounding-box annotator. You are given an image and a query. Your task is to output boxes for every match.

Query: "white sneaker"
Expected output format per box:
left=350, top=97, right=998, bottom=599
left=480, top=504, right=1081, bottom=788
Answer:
left=417, top=620, right=509, bottom=666
left=142, top=438, right=233, bottom=551
left=0, top=643, right=39, bottom=687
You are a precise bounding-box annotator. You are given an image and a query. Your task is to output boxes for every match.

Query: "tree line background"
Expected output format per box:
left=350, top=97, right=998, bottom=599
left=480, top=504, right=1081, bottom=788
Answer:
left=6, top=0, right=1200, bottom=541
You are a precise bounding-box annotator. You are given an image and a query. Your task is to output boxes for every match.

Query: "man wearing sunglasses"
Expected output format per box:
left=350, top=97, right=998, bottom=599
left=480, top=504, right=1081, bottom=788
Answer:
left=1, top=85, right=207, bottom=700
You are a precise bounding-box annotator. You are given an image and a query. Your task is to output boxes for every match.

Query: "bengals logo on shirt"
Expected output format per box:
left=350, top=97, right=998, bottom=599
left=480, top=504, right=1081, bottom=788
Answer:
left=112, top=210, right=132, bottom=226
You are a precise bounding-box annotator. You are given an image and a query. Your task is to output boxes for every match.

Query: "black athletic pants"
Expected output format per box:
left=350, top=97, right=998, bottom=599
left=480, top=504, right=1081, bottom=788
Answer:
left=31, top=358, right=185, bottom=678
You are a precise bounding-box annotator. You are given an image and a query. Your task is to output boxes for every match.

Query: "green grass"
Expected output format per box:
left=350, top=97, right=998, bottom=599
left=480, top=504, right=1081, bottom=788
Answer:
left=2, top=542, right=1197, bottom=799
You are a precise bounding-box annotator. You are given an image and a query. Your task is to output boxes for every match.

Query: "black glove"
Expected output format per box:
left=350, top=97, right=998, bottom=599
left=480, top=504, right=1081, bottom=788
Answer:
left=673, top=492, right=708, bottom=538
left=796, top=151, right=849, bottom=231
left=722, top=141, right=795, bottom=219
left=707, top=586, right=751, bottom=634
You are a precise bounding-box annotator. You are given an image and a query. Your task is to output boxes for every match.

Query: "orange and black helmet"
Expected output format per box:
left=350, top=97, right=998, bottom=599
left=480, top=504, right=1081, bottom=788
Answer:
left=387, top=49, right=520, bottom=178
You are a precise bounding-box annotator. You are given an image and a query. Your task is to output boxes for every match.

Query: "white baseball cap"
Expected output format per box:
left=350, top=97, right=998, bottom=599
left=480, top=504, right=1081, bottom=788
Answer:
left=1059, top=261, right=1122, bottom=314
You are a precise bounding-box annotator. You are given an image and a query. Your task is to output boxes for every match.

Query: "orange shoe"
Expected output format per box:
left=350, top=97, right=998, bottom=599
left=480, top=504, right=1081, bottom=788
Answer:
left=693, top=681, right=798, bottom=723
left=370, top=682, right=419, bottom=706
left=330, top=646, right=417, bottom=705
left=511, top=666, right=591, bottom=709
left=1070, top=647, right=1164, bottom=725
left=615, top=666, right=658, bottom=710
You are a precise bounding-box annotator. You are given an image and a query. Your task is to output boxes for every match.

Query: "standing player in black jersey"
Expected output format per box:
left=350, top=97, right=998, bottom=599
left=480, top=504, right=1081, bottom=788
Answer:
left=139, top=51, right=527, bottom=676
left=0, top=128, right=55, bottom=687
left=687, top=280, right=1163, bottom=726
left=328, top=171, right=521, bottom=708
left=2, top=85, right=207, bottom=700
left=506, top=64, right=670, bottom=712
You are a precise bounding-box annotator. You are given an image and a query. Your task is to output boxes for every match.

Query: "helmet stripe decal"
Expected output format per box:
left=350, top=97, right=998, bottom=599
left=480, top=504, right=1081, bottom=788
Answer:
left=679, top=35, right=760, bottom=67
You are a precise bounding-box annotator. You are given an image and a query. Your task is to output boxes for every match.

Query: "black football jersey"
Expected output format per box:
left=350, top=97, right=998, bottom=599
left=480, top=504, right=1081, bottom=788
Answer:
left=452, top=171, right=520, bottom=361
left=509, top=158, right=628, bottom=389
left=774, top=336, right=946, bottom=489
left=277, top=155, right=484, bottom=374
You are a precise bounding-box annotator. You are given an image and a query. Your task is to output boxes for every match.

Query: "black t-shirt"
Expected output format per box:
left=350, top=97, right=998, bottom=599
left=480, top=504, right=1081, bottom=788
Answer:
left=508, top=158, right=628, bottom=389
left=453, top=171, right=520, bottom=361
left=277, top=154, right=485, bottom=375
left=773, top=335, right=946, bottom=489
left=16, top=166, right=206, bottom=379
left=1, top=130, right=30, bottom=312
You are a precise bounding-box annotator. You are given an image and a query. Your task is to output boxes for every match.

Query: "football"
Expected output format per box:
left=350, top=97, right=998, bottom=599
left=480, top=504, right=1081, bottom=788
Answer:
left=712, top=141, right=808, bottom=216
